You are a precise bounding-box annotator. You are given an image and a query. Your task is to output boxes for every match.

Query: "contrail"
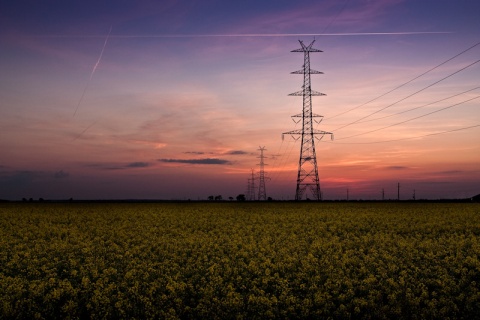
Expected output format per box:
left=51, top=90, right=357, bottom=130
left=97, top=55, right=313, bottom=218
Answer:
left=73, top=26, right=112, bottom=117
left=72, top=121, right=98, bottom=141
left=35, top=31, right=451, bottom=39
left=107, top=32, right=450, bottom=38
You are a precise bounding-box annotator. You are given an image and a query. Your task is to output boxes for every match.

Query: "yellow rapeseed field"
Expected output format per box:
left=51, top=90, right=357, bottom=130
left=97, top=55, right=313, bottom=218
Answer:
left=0, top=202, right=479, bottom=319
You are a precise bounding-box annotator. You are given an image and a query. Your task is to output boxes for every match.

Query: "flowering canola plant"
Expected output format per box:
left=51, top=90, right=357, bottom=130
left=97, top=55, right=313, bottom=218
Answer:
left=0, top=202, right=479, bottom=319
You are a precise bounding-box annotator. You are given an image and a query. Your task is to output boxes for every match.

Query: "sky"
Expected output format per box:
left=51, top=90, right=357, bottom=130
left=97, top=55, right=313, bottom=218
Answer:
left=1, top=0, right=479, bottom=200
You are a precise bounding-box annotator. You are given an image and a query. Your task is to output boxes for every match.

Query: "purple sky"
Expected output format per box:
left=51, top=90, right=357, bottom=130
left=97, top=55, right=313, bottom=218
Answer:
left=1, top=0, right=479, bottom=200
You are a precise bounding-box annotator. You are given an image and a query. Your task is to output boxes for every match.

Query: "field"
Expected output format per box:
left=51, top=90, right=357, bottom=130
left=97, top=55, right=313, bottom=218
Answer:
left=0, top=202, right=479, bottom=319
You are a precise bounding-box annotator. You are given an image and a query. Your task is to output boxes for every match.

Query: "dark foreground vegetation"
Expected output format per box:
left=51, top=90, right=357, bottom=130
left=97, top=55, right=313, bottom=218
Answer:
left=0, top=202, right=479, bottom=319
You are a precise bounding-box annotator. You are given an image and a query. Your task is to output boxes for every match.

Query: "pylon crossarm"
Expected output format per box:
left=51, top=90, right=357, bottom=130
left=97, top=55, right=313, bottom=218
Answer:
left=292, top=113, right=323, bottom=118
left=288, top=90, right=325, bottom=96
left=313, top=132, right=333, bottom=141
left=315, top=132, right=333, bottom=141
left=290, top=47, right=322, bottom=53
left=291, top=46, right=322, bottom=53
left=309, top=129, right=332, bottom=135
left=283, top=129, right=303, bottom=135
left=306, top=40, right=321, bottom=51
left=309, top=90, right=326, bottom=96
left=288, top=90, right=304, bottom=96
left=291, top=69, right=323, bottom=74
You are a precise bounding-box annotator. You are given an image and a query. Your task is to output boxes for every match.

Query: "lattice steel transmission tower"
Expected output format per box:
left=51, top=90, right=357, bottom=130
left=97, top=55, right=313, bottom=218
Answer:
left=257, top=146, right=268, bottom=201
left=246, top=168, right=256, bottom=201
left=283, top=40, right=333, bottom=201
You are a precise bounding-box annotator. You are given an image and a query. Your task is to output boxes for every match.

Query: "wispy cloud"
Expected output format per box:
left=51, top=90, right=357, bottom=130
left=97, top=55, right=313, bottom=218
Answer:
left=435, top=170, right=464, bottom=175
left=225, top=150, right=249, bottom=155
left=126, top=162, right=150, bottom=168
left=384, top=166, right=409, bottom=170
left=417, top=181, right=453, bottom=185
left=184, top=150, right=250, bottom=156
left=86, top=161, right=152, bottom=170
left=159, top=158, right=232, bottom=165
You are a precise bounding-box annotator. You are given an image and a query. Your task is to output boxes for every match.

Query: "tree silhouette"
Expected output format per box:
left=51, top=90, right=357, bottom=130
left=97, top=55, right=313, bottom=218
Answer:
left=236, top=194, right=246, bottom=201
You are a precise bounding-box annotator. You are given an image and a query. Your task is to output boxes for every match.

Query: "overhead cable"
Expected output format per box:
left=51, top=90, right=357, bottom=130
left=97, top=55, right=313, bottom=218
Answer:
left=332, top=58, right=480, bottom=132
left=325, top=124, right=480, bottom=144
left=326, top=40, right=480, bottom=122
left=354, top=86, right=480, bottom=124
left=336, top=95, right=480, bottom=140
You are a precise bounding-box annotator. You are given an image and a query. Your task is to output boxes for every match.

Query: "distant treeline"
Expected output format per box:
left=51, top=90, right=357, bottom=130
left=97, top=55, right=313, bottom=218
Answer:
left=1, top=197, right=479, bottom=203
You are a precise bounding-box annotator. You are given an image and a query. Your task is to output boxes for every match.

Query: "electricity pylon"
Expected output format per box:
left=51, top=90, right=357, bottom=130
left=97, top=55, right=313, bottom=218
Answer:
left=257, top=146, right=268, bottom=201
left=283, top=40, right=332, bottom=201
left=247, top=168, right=256, bottom=201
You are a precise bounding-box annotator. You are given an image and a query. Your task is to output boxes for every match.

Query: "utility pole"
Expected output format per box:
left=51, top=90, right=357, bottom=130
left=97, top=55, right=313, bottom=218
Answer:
left=397, top=183, right=400, bottom=201
left=413, top=189, right=416, bottom=201
left=283, top=40, right=332, bottom=201
left=257, top=146, right=268, bottom=201
left=347, top=188, right=349, bottom=201
left=382, top=188, right=385, bottom=201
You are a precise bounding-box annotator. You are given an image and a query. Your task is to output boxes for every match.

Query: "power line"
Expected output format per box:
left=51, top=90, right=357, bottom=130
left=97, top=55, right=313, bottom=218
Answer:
left=324, top=124, right=480, bottom=144
left=326, top=40, right=480, bottom=121
left=267, top=139, right=285, bottom=175
left=332, top=58, right=480, bottom=132
left=269, top=118, right=300, bottom=182
left=336, top=95, right=480, bottom=140
left=270, top=139, right=298, bottom=183
left=353, top=86, right=480, bottom=124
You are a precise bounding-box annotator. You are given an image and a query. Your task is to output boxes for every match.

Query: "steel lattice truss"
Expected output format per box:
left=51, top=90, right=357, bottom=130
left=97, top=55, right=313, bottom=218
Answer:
left=257, top=146, right=268, bottom=201
left=283, top=40, right=332, bottom=200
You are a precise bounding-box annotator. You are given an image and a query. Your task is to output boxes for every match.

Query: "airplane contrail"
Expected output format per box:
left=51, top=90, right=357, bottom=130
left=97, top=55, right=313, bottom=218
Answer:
left=73, top=26, right=112, bottom=117
left=34, top=31, right=451, bottom=39
left=113, top=32, right=451, bottom=38
left=72, top=121, right=98, bottom=141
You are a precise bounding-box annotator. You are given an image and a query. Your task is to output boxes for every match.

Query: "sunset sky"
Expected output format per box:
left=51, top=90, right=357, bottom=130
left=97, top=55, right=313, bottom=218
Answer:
left=1, top=0, right=479, bottom=200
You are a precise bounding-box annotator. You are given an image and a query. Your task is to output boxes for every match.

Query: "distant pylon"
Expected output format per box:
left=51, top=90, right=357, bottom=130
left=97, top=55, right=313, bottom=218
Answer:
left=247, top=168, right=256, bottom=201
left=257, top=146, right=268, bottom=201
left=283, top=40, right=332, bottom=200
